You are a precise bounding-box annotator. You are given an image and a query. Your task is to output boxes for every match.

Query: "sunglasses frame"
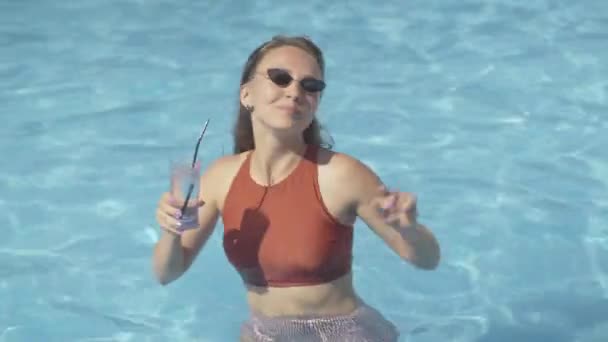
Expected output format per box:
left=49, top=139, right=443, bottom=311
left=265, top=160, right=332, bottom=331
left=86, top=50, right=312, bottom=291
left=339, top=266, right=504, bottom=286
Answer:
left=264, top=68, right=326, bottom=93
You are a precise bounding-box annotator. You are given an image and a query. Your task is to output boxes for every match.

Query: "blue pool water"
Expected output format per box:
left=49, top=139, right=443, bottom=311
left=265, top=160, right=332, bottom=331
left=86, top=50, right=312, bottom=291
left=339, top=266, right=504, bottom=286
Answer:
left=1, top=1, right=607, bottom=341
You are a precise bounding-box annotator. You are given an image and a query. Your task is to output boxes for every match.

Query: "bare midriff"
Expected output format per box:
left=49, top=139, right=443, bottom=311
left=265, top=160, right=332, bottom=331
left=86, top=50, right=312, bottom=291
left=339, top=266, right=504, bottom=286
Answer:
left=244, top=272, right=361, bottom=317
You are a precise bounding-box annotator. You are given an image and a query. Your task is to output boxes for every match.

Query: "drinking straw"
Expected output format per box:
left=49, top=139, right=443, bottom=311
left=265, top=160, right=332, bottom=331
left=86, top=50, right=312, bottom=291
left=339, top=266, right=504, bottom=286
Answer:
left=180, top=119, right=210, bottom=214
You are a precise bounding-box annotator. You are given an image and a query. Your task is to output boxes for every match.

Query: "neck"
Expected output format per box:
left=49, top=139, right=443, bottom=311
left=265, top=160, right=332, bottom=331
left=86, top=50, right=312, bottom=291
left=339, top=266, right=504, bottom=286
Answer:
left=250, top=125, right=308, bottom=186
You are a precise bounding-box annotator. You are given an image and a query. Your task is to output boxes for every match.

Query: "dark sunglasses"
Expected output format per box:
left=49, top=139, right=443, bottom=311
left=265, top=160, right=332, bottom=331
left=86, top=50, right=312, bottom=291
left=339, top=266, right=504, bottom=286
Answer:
left=265, top=68, right=326, bottom=93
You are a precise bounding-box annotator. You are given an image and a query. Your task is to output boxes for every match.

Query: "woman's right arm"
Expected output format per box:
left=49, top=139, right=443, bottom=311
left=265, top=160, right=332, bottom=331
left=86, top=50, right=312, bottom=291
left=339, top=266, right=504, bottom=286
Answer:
left=152, top=159, right=223, bottom=285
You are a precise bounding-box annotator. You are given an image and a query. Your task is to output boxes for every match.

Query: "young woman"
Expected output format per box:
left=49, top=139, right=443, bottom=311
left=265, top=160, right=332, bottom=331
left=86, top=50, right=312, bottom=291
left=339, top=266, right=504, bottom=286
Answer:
left=153, top=35, right=441, bottom=341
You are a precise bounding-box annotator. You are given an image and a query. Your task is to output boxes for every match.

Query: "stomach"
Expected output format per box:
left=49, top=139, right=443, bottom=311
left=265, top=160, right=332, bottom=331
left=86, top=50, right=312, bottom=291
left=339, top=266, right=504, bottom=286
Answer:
left=244, top=272, right=362, bottom=317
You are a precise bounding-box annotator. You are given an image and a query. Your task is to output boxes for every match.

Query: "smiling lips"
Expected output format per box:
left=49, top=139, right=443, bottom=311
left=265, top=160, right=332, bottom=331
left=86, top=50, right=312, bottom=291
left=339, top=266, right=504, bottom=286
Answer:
left=277, top=105, right=300, bottom=114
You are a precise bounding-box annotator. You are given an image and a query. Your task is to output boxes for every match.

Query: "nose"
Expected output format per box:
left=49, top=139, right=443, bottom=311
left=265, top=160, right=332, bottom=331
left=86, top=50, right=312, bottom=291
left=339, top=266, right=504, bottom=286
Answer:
left=284, top=81, right=303, bottom=101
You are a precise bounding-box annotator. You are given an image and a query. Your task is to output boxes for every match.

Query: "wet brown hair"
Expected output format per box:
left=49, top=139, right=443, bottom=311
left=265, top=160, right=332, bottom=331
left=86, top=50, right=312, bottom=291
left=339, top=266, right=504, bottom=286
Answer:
left=232, top=35, right=334, bottom=154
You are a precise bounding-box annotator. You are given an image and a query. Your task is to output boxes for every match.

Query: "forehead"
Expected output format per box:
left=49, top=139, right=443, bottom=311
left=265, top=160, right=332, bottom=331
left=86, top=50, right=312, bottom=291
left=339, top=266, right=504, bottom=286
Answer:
left=257, top=46, right=322, bottom=78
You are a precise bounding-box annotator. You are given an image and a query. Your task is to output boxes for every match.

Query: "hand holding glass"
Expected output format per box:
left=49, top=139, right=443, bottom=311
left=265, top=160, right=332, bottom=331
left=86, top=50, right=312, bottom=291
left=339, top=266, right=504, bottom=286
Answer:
left=167, top=119, right=209, bottom=233
left=170, top=160, right=201, bottom=231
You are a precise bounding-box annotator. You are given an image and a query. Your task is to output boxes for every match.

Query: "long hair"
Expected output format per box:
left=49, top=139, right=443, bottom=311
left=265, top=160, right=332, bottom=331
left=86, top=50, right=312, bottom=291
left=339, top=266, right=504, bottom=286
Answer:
left=232, top=35, right=334, bottom=154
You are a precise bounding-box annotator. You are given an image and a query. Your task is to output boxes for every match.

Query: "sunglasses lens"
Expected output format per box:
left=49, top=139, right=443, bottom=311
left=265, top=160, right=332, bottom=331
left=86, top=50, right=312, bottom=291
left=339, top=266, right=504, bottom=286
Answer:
left=267, top=68, right=326, bottom=93
left=267, top=69, right=292, bottom=87
left=301, top=78, right=326, bottom=92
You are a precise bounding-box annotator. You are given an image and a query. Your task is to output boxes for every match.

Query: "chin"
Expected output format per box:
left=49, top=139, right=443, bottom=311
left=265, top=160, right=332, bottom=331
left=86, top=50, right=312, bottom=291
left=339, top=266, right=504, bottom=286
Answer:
left=270, top=114, right=311, bottom=130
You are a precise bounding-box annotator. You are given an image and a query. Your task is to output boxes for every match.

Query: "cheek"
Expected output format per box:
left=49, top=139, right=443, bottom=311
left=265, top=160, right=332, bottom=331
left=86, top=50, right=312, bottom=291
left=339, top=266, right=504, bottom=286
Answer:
left=306, top=94, right=321, bottom=109
left=260, top=84, right=283, bottom=101
left=249, top=83, right=279, bottom=105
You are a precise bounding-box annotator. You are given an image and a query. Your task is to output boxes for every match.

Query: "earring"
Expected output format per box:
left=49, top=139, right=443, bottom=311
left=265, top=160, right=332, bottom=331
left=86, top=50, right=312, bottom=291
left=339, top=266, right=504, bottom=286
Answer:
left=245, top=104, right=254, bottom=113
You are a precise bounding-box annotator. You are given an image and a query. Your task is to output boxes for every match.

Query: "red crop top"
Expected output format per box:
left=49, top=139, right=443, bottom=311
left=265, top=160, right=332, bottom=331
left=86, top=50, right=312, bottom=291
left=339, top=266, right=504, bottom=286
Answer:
left=221, top=144, right=353, bottom=287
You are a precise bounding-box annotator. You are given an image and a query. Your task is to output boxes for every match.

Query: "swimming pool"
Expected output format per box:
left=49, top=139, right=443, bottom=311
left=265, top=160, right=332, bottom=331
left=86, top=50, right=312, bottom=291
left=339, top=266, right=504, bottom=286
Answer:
left=1, top=1, right=607, bottom=341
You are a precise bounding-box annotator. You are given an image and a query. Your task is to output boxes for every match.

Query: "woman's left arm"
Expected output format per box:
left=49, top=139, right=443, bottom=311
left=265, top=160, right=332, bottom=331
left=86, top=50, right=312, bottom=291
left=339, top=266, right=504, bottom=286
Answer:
left=336, top=154, right=441, bottom=270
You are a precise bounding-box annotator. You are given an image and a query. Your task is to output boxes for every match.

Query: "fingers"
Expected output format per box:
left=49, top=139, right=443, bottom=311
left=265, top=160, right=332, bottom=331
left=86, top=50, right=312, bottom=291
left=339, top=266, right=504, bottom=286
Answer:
left=382, top=211, right=401, bottom=226
left=401, top=193, right=417, bottom=214
left=382, top=208, right=415, bottom=228
left=374, top=187, right=419, bottom=227
left=374, top=185, right=399, bottom=214
left=160, top=192, right=204, bottom=212
left=378, top=193, right=398, bottom=218
left=385, top=193, right=398, bottom=210
left=159, top=193, right=180, bottom=217
left=156, top=192, right=204, bottom=231
left=155, top=207, right=182, bottom=232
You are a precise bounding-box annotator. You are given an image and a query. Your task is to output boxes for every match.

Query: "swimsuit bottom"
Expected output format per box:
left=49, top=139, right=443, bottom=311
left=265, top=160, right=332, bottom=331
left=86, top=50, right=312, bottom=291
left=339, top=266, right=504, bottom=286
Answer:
left=240, top=303, right=399, bottom=342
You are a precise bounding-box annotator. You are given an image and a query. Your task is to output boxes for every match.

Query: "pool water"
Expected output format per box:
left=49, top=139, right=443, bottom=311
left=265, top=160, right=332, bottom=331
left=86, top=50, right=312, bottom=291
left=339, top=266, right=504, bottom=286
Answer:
left=1, top=1, right=607, bottom=341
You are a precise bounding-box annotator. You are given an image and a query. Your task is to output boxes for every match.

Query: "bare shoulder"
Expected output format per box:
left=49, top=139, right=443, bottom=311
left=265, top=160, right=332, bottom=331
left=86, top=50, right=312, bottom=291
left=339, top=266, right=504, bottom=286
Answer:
left=316, top=148, right=383, bottom=212
left=201, top=152, right=247, bottom=180
left=317, top=148, right=382, bottom=189
left=200, top=151, right=250, bottom=209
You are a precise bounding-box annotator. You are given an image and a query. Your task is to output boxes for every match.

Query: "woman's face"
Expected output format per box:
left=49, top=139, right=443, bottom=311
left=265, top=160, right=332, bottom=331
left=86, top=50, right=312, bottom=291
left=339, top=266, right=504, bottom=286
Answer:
left=241, top=46, right=324, bottom=134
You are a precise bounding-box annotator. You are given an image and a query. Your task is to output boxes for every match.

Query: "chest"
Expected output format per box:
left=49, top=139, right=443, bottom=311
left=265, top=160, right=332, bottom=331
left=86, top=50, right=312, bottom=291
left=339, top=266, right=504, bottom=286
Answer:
left=217, top=160, right=356, bottom=228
